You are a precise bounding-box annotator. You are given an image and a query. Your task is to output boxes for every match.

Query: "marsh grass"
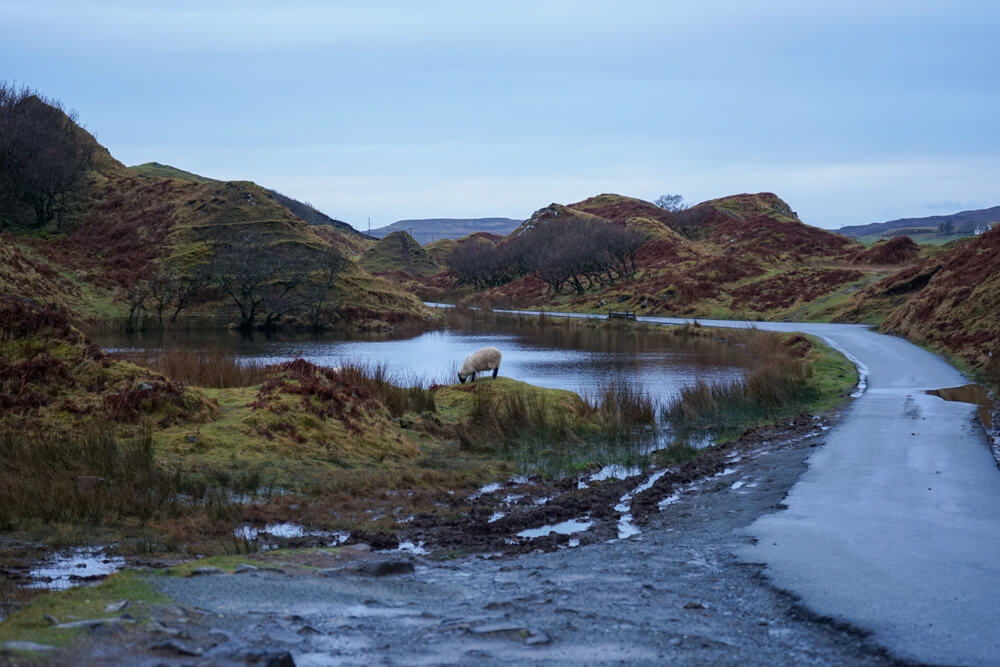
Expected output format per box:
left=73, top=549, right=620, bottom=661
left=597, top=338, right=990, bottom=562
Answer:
left=450, top=378, right=665, bottom=478
left=585, top=380, right=658, bottom=429
left=0, top=424, right=254, bottom=528
left=113, top=347, right=269, bottom=388
left=336, top=362, right=437, bottom=417
left=663, top=329, right=821, bottom=439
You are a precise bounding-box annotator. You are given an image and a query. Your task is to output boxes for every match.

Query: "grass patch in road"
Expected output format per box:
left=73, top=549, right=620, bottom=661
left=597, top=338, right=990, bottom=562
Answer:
left=0, top=571, right=168, bottom=652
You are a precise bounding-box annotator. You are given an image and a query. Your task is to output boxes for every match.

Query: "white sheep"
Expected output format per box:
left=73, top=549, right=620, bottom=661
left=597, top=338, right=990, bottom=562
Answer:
left=457, top=346, right=502, bottom=384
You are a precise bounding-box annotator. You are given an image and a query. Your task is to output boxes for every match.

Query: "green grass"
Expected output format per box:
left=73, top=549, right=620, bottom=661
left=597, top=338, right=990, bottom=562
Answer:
left=0, top=571, right=168, bottom=652
left=127, top=162, right=215, bottom=182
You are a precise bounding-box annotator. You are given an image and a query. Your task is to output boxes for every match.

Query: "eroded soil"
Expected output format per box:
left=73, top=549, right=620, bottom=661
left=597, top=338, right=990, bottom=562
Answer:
left=1, top=414, right=902, bottom=665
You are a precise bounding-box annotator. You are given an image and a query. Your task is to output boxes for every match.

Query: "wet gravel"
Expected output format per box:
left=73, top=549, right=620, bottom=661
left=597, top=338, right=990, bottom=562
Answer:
left=31, top=417, right=902, bottom=666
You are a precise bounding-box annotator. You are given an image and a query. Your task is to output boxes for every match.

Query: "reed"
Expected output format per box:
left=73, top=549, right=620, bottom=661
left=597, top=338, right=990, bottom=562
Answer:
left=663, top=337, right=818, bottom=436
left=586, top=380, right=658, bottom=429
left=336, top=362, right=437, bottom=417
left=0, top=424, right=250, bottom=527
left=113, top=347, right=269, bottom=388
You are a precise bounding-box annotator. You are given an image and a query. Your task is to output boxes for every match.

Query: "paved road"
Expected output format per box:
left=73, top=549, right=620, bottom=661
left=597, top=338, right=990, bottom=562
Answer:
left=641, top=316, right=1000, bottom=666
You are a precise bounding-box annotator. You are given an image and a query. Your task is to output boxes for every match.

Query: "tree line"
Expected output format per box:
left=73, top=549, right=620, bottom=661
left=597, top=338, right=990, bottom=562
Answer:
left=0, top=82, right=94, bottom=230
left=122, top=232, right=348, bottom=333
left=447, top=216, right=644, bottom=294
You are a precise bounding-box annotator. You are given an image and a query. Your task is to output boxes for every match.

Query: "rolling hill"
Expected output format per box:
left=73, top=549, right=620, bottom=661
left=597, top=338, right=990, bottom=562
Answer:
left=370, top=217, right=522, bottom=245
left=837, top=205, right=1000, bottom=239
left=0, top=100, right=424, bottom=330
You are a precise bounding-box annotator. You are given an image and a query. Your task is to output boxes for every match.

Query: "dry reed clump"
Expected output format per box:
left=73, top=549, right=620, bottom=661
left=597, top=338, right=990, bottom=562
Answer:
left=586, top=380, right=657, bottom=429
left=336, top=362, right=436, bottom=417
left=0, top=425, right=215, bottom=527
left=664, top=329, right=818, bottom=434
left=454, top=385, right=575, bottom=453
left=111, top=347, right=270, bottom=388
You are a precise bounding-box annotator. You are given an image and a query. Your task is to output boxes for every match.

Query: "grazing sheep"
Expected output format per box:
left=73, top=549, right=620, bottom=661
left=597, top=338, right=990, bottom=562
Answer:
left=458, top=346, right=502, bottom=384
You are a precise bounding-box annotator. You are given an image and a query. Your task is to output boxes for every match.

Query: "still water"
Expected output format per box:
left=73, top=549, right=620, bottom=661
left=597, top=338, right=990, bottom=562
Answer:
left=96, top=319, right=753, bottom=402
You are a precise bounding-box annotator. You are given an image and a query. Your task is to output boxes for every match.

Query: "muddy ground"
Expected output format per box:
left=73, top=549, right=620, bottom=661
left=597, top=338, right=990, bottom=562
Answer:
left=1, top=414, right=906, bottom=665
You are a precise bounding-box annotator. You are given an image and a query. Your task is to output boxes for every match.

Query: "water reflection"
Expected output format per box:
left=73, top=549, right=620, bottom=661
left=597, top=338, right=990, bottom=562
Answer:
left=95, top=320, right=753, bottom=401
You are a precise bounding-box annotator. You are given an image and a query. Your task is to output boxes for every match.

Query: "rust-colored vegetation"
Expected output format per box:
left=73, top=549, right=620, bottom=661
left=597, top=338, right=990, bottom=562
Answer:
left=852, top=236, right=921, bottom=265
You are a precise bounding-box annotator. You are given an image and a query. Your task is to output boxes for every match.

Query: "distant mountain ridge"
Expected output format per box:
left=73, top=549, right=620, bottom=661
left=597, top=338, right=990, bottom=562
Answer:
left=837, top=205, right=1000, bottom=238
left=370, top=218, right=521, bottom=245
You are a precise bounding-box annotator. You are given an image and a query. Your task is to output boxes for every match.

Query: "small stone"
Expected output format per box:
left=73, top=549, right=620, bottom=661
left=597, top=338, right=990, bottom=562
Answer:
left=683, top=601, right=705, bottom=610
left=525, top=630, right=551, bottom=645
left=4, top=641, right=56, bottom=652
left=188, top=566, right=225, bottom=577
left=470, top=622, right=526, bottom=636
left=150, top=639, right=203, bottom=657
left=43, top=614, right=59, bottom=626
left=136, top=381, right=154, bottom=391
left=104, top=600, right=128, bottom=613
left=354, top=560, right=415, bottom=577
left=234, top=564, right=259, bottom=574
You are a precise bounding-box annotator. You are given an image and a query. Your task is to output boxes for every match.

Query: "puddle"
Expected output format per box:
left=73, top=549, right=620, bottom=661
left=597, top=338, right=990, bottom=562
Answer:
left=657, top=491, right=681, bottom=509
left=928, top=384, right=994, bottom=430
left=234, top=522, right=329, bottom=541
left=589, top=464, right=641, bottom=482
left=616, top=514, right=641, bottom=539
left=469, top=482, right=503, bottom=500
left=609, top=469, right=672, bottom=541
left=393, top=540, right=429, bottom=555
left=29, top=548, right=126, bottom=590
left=488, top=511, right=506, bottom=523
left=517, top=517, right=593, bottom=539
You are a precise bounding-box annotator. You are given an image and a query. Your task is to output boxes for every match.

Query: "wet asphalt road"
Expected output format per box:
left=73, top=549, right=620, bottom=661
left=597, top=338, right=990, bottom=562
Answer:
left=644, top=317, right=1000, bottom=666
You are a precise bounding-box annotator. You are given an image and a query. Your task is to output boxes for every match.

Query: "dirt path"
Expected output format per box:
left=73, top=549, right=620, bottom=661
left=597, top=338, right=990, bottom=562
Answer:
left=40, top=421, right=897, bottom=666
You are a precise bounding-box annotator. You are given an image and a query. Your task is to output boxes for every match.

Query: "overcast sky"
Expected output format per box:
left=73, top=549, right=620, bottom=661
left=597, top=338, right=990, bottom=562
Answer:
left=4, top=1, right=998, bottom=230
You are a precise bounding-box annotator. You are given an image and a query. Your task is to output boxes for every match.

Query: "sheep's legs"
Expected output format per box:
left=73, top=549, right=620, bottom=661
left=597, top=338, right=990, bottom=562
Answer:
left=492, top=368, right=498, bottom=378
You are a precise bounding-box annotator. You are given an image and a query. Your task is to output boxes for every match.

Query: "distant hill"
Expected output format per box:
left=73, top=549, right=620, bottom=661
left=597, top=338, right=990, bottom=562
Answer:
left=370, top=218, right=521, bottom=245
left=837, top=206, right=1000, bottom=239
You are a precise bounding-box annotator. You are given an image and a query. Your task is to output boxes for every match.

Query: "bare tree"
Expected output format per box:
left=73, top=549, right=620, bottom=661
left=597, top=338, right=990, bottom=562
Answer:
left=211, top=233, right=322, bottom=332
left=301, top=247, right=349, bottom=330
left=654, top=194, right=686, bottom=212
left=450, top=215, right=646, bottom=296
left=122, top=282, right=148, bottom=333
left=0, top=82, right=93, bottom=229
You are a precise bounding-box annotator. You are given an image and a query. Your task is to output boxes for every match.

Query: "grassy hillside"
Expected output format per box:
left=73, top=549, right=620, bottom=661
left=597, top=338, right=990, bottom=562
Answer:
left=834, top=228, right=1000, bottom=383
left=0, top=98, right=425, bottom=330
left=359, top=230, right=441, bottom=278
left=421, top=192, right=873, bottom=321
left=128, top=162, right=215, bottom=182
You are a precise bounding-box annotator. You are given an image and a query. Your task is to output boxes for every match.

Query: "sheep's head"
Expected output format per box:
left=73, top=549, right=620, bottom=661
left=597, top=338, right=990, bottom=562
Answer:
left=457, top=373, right=466, bottom=384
